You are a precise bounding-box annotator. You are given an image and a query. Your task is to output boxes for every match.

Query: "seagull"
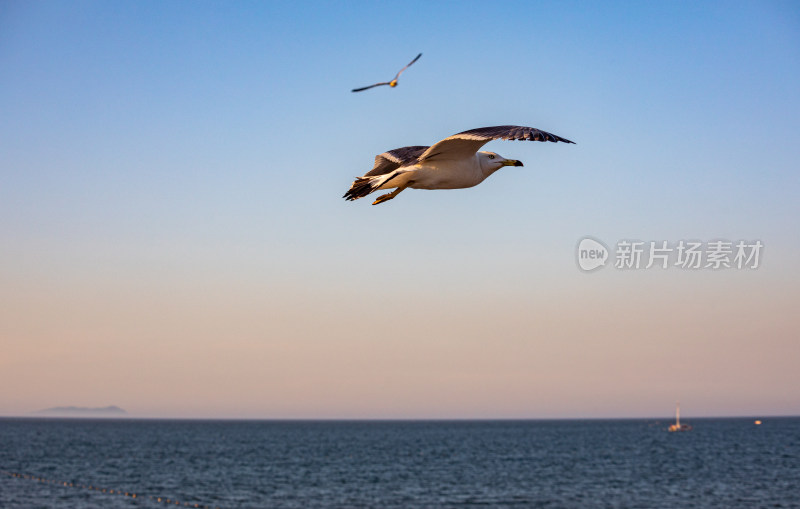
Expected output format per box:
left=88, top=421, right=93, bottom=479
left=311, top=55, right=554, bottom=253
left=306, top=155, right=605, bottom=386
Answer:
left=351, top=53, right=422, bottom=92
left=343, top=125, right=574, bottom=205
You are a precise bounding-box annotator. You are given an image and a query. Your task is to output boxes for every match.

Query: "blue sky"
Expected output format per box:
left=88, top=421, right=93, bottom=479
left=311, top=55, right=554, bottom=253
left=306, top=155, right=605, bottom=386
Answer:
left=1, top=1, right=799, bottom=418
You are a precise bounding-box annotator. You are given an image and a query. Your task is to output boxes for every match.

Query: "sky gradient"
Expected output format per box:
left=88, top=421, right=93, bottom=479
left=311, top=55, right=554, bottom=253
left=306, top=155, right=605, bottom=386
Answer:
left=1, top=1, right=799, bottom=419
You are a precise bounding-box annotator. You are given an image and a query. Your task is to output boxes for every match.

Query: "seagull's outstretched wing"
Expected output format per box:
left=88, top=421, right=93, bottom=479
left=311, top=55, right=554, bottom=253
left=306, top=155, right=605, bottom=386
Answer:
left=352, top=81, right=392, bottom=93
left=419, top=125, right=575, bottom=163
left=393, top=52, right=422, bottom=81
left=352, top=53, right=422, bottom=92
left=363, top=146, right=428, bottom=176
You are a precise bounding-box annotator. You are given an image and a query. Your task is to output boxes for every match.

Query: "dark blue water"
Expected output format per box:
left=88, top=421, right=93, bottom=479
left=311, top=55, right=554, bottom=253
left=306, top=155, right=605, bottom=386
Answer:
left=1, top=418, right=798, bottom=508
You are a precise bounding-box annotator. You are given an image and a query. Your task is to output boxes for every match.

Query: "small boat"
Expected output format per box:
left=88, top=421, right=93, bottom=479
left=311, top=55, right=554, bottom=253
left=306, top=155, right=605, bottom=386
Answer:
left=668, top=402, right=692, bottom=432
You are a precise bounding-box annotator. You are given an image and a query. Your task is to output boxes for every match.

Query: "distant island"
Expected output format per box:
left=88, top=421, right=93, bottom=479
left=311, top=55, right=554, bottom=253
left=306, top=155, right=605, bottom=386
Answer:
left=33, top=405, right=127, bottom=417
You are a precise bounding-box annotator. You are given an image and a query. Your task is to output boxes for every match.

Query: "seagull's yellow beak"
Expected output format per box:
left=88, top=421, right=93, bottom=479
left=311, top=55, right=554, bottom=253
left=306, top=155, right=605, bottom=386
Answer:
left=502, top=160, right=523, bottom=167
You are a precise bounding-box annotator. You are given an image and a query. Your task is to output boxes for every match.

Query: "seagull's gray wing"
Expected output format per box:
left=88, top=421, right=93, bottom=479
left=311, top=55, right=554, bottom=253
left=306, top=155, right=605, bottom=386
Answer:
left=419, top=125, right=575, bottom=163
left=393, top=53, right=422, bottom=80
left=352, top=81, right=392, bottom=92
left=363, top=146, right=429, bottom=177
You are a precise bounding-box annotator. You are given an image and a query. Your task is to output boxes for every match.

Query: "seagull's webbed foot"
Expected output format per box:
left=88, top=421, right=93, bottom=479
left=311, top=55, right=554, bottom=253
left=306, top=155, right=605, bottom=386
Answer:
left=372, top=193, right=396, bottom=205
left=371, top=181, right=414, bottom=205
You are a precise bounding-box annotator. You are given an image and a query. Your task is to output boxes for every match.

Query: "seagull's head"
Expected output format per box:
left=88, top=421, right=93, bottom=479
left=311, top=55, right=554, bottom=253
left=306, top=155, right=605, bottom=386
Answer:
left=389, top=80, right=398, bottom=87
left=478, top=151, right=523, bottom=175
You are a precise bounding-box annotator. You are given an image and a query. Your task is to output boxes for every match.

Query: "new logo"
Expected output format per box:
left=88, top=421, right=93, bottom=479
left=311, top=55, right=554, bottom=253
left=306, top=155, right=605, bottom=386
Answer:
left=577, top=237, right=609, bottom=272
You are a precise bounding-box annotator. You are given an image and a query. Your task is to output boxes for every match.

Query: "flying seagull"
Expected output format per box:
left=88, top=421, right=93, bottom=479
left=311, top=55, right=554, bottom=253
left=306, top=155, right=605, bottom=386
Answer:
left=351, top=53, right=422, bottom=92
left=343, top=125, right=574, bottom=205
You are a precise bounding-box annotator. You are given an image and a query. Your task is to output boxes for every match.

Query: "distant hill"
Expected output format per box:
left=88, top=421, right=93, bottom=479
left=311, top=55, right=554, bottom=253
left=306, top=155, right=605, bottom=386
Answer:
left=33, top=406, right=127, bottom=417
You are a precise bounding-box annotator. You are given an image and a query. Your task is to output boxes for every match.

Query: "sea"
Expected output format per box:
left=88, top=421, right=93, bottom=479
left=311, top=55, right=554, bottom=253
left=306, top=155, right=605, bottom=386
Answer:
left=1, top=417, right=798, bottom=508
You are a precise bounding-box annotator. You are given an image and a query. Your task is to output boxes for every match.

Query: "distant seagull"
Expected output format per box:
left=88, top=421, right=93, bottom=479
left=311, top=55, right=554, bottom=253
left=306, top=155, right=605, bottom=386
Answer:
left=351, top=53, right=422, bottom=92
left=343, top=125, right=575, bottom=205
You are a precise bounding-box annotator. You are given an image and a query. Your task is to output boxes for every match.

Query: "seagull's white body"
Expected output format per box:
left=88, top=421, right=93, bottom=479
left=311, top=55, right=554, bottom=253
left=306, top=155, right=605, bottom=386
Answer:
left=377, top=155, right=488, bottom=191
left=343, top=125, right=574, bottom=205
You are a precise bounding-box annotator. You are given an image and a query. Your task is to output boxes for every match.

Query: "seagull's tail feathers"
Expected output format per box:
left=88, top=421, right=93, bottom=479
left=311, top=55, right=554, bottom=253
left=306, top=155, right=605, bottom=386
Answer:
left=343, top=171, right=400, bottom=201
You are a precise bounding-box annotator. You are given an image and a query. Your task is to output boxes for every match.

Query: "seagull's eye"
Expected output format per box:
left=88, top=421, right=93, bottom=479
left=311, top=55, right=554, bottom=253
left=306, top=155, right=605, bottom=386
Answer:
left=488, top=155, right=495, bottom=159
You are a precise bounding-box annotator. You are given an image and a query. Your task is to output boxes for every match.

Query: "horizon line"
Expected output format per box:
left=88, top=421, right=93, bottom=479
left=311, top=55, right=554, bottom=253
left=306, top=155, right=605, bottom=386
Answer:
left=1, top=414, right=796, bottom=422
